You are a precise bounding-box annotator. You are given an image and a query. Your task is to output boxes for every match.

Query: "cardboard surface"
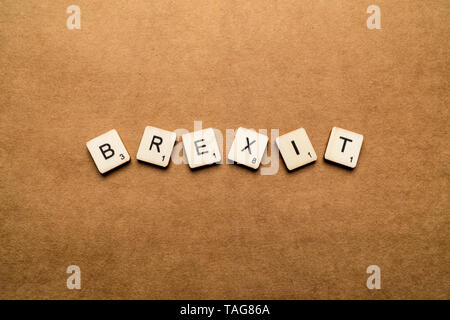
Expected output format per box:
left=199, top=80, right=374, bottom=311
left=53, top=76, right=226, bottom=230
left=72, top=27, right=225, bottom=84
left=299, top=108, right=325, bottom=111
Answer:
left=0, top=0, right=449, bottom=299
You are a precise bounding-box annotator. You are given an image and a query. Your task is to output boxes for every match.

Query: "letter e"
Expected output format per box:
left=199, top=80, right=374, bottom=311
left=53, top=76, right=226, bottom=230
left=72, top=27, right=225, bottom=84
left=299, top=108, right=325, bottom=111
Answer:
left=194, top=139, right=208, bottom=155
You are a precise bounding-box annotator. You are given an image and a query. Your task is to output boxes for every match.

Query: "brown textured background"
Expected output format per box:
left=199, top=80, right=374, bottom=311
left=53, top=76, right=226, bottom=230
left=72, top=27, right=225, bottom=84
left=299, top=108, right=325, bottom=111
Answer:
left=1, top=0, right=449, bottom=299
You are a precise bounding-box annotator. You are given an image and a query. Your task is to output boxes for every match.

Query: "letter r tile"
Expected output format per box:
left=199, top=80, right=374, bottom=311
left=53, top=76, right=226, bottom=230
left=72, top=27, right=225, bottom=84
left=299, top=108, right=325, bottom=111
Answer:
left=182, top=128, right=221, bottom=169
left=136, top=126, right=176, bottom=167
left=86, top=129, right=130, bottom=174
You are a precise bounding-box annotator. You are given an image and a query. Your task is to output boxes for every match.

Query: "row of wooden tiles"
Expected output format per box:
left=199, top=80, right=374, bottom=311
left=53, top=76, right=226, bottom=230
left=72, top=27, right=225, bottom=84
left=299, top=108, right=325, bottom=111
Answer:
left=86, top=127, right=363, bottom=174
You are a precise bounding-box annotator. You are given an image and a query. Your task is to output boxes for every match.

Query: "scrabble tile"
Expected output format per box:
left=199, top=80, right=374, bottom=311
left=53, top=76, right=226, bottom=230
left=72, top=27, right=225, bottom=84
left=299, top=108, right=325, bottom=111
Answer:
left=182, top=128, right=221, bottom=168
left=324, top=127, right=363, bottom=168
left=276, top=128, right=317, bottom=171
left=136, top=126, right=176, bottom=167
left=227, top=127, right=268, bottom=169
left=86, top=129, right=130, bottom=174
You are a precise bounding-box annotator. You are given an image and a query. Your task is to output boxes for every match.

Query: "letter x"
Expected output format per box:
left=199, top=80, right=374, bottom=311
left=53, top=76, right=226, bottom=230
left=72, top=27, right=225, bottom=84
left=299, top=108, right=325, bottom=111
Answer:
left=241, top=137, right=256, bottom=154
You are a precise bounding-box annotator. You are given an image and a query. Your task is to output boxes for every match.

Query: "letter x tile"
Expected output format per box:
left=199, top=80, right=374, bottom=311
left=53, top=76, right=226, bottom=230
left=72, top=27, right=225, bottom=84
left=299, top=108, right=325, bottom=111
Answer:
left=228, top=127, right=268, bottom=169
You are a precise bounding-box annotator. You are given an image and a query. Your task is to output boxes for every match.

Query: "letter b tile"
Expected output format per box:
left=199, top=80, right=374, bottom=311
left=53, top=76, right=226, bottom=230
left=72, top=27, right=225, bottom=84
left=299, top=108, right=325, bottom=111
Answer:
left=86, top=129, right=130, bottom=174
left=324, top=127, right=363, bottom=168
left=182, top=128, right=221, bottom=168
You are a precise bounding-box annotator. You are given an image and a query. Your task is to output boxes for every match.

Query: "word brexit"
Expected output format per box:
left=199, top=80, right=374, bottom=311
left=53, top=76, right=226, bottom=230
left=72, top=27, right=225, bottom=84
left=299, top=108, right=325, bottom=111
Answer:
left=86, top=126, right=363, bottom=174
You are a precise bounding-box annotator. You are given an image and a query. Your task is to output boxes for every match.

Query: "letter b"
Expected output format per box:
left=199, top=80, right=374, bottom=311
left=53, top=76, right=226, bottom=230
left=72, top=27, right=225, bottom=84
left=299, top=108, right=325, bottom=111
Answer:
left=99, top=143, right=115, bottom=159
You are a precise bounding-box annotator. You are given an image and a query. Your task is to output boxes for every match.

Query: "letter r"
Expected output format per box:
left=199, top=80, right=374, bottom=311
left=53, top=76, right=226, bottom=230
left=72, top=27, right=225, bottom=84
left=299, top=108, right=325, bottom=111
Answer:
left=150, top=135, right=163, bottom=153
